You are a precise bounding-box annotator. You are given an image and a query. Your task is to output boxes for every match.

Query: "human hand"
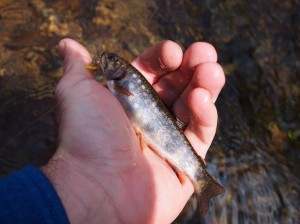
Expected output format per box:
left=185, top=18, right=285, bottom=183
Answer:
left=42, top=38, right=225, bottom=224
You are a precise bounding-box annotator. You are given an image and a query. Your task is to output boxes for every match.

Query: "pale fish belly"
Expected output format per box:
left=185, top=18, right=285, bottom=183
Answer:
left=107, top=73, right=202, bottom=181
left=102, top=54, right=224, bottom=215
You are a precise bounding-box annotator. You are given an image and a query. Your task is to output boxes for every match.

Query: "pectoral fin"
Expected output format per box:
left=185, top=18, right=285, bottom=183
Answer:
left=114, top=83, right=133, bottom=96
left=166, top=159, right=186, bottom=185
left=135, top=130, right=147, bottom=150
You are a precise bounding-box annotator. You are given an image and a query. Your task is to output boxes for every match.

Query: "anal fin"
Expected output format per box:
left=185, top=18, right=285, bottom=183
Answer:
left=135, top=130, right=147, bottom=151
left=166, top=159, right=186, bottom=185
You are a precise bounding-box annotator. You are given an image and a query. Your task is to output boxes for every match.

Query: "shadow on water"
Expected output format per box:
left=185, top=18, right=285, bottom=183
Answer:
left=0, top=0, right=299, bottom=223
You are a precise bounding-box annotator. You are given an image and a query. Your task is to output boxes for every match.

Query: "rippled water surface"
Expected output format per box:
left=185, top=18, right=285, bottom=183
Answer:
left=0, top=0, right=299, bottom=223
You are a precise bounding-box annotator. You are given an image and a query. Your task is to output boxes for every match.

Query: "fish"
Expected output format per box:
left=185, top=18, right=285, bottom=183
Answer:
left=88, top=52, right=225, bottom=215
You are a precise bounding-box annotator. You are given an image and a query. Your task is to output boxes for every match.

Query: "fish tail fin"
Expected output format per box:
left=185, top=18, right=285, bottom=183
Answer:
left=195, top=171, right=225, bottom=216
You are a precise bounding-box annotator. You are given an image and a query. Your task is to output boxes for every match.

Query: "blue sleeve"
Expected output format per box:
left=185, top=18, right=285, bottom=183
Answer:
left=0, top=165, right=69, bottom=224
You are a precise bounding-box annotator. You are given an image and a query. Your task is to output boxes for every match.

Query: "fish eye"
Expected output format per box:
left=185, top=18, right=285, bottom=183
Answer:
left=107, top=54, right=115, bottom=61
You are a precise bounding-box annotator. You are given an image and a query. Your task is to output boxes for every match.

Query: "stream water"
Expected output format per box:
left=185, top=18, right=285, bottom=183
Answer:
left=0, top=0, right=299, bottom=223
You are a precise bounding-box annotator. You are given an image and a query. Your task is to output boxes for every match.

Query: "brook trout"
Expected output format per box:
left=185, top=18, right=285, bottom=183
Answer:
left=90, top=52, right=225, bottom=215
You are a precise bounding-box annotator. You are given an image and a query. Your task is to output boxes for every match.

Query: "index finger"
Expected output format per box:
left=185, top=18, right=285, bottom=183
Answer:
left=180, top=42, right=218, bottom=75
left=132, top=40, right=183, bottom=85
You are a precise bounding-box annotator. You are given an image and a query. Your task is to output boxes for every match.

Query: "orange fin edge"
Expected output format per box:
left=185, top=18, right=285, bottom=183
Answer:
left=199, top=155, right=206, bottom=167
left=114, top=83, right=133, bottom=96
left=85, top=65, right=98, bottom=71
left=135, top=130, right=147, bottom=151
left=166, top=159, right=186, bottom=185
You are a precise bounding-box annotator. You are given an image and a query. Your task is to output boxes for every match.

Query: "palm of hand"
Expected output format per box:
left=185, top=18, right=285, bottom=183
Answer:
left=50, top=39, right=224, bottom=223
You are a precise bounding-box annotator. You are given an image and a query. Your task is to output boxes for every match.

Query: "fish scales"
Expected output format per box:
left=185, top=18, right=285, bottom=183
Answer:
left=108, top=67, right=195, bottom=172
left=91, top=52, right=225, bottom=215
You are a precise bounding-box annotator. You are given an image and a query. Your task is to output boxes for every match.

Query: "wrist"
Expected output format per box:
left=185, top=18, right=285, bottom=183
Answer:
left=41, top=151, right=110, bottom=223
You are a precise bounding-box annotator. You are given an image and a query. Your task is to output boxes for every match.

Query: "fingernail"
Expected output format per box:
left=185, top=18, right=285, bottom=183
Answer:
left=58, top=40, right=67, bottom=56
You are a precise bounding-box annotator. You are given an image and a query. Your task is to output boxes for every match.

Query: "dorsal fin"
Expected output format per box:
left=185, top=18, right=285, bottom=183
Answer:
left=175, top=117, right=188, bottom=130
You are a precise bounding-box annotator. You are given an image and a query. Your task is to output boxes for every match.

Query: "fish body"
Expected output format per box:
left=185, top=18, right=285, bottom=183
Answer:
left=92, top=52, right=225, bottom=215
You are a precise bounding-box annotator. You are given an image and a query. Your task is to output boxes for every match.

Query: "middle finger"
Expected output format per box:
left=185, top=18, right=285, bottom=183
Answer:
left=153, top=42, right=219, bottom=106
left=172, top=62, right=225, bottom=124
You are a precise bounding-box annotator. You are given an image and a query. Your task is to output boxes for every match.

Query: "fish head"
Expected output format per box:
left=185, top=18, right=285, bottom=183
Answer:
left=94, top=52, right=127, bottom=80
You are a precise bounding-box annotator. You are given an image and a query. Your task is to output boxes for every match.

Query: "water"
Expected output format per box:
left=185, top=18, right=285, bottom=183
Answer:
left=0, top=0, right=299, bottom=223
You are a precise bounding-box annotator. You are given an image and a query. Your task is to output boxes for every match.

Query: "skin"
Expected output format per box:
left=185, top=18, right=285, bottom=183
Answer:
left=42, top=38, right=225, bottom=224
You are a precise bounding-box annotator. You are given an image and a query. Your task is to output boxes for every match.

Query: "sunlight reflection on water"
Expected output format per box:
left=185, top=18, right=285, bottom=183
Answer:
left=0, top=0, right=299, bottom=223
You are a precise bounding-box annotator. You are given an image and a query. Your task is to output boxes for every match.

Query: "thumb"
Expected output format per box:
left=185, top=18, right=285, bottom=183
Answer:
left=56, top=38, right=93, bottom=98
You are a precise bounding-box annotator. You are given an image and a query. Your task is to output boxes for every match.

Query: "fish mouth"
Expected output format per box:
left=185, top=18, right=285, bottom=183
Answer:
left=96, top=52, right=121, bottom=80
left=97, top=51, right=107, bottom=73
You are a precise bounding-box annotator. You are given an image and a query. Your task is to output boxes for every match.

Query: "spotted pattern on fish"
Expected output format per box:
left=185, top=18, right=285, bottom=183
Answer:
left=91, top=52, right=225, bottom=215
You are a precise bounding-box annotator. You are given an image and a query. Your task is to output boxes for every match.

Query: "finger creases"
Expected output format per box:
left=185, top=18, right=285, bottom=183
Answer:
left=132, top=40, right=183, bottom=84
left=188, top=88, right=217, bottom=127
left=181, top=42, right=218, bottom=75
left=191, top=63, right=225, bottom=102
left=184, top=88, right=218, bottom=158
